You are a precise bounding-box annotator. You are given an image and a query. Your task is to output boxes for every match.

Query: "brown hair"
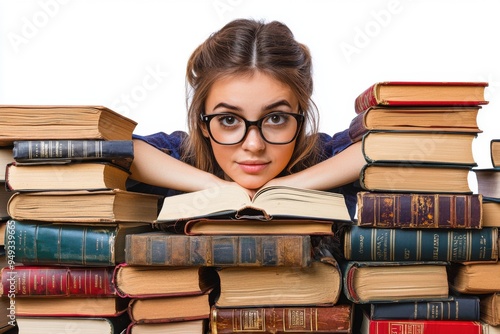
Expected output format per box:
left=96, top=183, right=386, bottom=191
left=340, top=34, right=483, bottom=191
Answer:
left=182, top=18, right=320, bottom=177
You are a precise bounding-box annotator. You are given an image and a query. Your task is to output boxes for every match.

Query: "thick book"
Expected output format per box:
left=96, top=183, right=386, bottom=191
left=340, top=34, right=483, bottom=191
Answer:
left=5, top=220, right=152, bottom=266
left=156, top=184, right=351, bottom=223
left=359, top=163, right=472, bottom=193
left=474, top=168, right=500, bottom=199
left=0, top=105, right=137, bottom=145
left=450, top=262, right=500, bottom=294
left=125, top=232, right=312, bottom=267
left=483, top=199, right=500, bottom=227
left=215, top=255, right=342, bottom=307
left=356, top=192, right=482, bottom=229
left=13, top=296, right=129, bottom=317
left=13, top=139, right=134, bottom=169
left=342, top=261, right=449, bottom=304
left=492, top=139, right=500, bottom=168
left=128, top=293, right=212, bottom=323
left=1, top=266, right=116, bottom=297
left=0, top=147, right=13, bottom=182
left=15, top=313, right=130, bottom=334
left=368, top=295, right=480, bottom=320
left=344, top=225, right=498, bottom=262
left=5, top=161, right=130, bottom=192
left=113, top=264, right=218, bottom=298
left=7, top=189, right=160, bottom=223
left=360, top=131, right=477, bottom=165
left=360, top=310, right=481, bottom=334
left=348, top=105, right=482, bottom=142
left=210, top=304, right=354, bottom=334
left=480, top=293, right=500, bottom=326
left=0, top=184, right=13, bottom=220
left=354, top=81, right=488, bottom=114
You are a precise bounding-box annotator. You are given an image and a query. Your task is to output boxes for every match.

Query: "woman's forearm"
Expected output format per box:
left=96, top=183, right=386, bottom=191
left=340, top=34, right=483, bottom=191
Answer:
left=268, top=142, right=365, bottom=190
left=129, top=139, right=227, bottom=192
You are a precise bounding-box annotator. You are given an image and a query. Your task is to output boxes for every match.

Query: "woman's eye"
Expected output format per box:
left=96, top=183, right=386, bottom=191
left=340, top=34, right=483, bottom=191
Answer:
left=218, top=115, right=240, bottom=127
left=265, top=113, right=289, bottom=126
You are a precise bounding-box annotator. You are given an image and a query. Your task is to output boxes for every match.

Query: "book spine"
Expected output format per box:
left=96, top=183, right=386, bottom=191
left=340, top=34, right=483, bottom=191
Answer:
left=344, top=225, right=498, bottom=262
left=354, top=83, right=379, bottom=114
left=366, top=318, right=482, bottom=334
left=1, top=266, right=116, bottom=297
left=210, top=304, right=353, bottom=334
left=12, top=140, right=133, bottom=168
left=356, top=192, right=483, bottom=228
left=347, top=112, right=368, bottom=143
left=8, top=220, right=117, bottom=266
left=125, top=234, right=311, bottom=267
left=370, top=297, right=480, bottom=320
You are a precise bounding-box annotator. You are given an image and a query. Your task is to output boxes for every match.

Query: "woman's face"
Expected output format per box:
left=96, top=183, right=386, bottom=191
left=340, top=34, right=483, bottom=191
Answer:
left=203, top=71, right=300, bottom=190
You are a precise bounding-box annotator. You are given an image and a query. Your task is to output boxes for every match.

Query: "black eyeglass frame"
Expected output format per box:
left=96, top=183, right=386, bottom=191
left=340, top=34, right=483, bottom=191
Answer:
left=200, top=112, right=305, bottom=145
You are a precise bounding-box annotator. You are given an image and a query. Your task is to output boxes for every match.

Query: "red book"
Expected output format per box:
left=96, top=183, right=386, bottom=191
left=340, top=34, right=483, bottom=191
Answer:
left=354, top=81, right=488, bottom=114
left=361, top=311, right=481, bottom=334
left=1, top=266, right=116, bottom=297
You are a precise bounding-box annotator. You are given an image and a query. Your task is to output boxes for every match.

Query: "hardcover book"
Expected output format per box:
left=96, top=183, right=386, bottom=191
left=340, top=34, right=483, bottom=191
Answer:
left=348, top=105, right=482, bottom=143
left=15, top=313, right=130, bottom=334
left=215, top=255, right=342, bottom=307
left=113, top=264, right=218, bottom=298
left=344, top=225, right=498, bottom=262
left=360, top=131, right=477, bottom=165
left=157, top=184, right=351, bottom=223
left=0, top=184, right=13, bottom=220
left=474, top=168, right=500, bottom=199
left=1, top=266, right=116, bottom=297
left=368, top=295, right=480, bottom=320
left=5, top=162, right=130, bottom=192
left=7, top=189, right=160, bottom=223
left=13, top=139, right=134, bottom=169
left=492, top=139, right=500, bottom=168
left=128, top=293, right=212, bottom=323
left=480, top=293, right=500, bottom=326
left=356, top=192, right=482, bottom=229
left=483, top=199, right=500, bottom=227
left=127, top=319, right=206, bottom=334
left=342, top=261, right=449, bottom=304
left=210, top=304, right=354, bottom=334
left=125, top=232, right=312, bottom=267
left=0, top=147, right=13, bottom=181
left=359, top=163, right=472, bottom=193
left=354, top=81, right=488, bottom=114
left=5, top=220, right=153, bottom=266
left=450, top=262, right=500, bottom=294
left=360, top=310, right=481, bottom=334
left=0, top=105, right=137, bottom=145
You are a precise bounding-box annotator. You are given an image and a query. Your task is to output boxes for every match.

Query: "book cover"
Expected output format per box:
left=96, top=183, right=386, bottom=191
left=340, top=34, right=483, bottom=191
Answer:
left=12, top=139, right=134, bottom=169
left=491, top=139, right=500, bottom=168
left=210, top=304, right=354, bottom=333
left=369, top=295, right=480, bottom=320
left=344, top=225, right=498, bottom=262
left=356, top=192, right=482, bottom=229
left=359, top=163, right=472, bottom=193
left=343, top=261, right=449, bottom=304
left=125, top=232, right=312, bottom=267
left=354, top=81, right=488, bottom=114
left=0, top=105, right=137, bottom=145
left=480, top=293, right=500, bottom=326
left=360, top=131, right=477, bottom=166
left=1, top=266, right=116, bottom=297
left=7, top=189, right=160, bottom=223
left=450, top=262, right=500, bottom=294
left=5, top=220, right=152, bottom=266
left=360, top=310, right=481, bottom=334
left=348, top=105, right=482, bottom=143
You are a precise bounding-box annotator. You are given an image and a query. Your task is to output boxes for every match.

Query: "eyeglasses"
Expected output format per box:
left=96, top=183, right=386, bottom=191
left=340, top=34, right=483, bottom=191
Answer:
left=201, top=112, right=304, bottom=145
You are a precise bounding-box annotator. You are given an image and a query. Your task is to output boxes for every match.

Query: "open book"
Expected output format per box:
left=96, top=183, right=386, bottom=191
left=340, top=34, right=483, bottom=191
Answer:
left=157, top=185, right=351, bottom=223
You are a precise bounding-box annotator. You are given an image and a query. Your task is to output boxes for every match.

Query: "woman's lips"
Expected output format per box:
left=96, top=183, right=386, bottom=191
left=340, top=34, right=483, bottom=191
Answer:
left=237, top=161, right=270, bottom=174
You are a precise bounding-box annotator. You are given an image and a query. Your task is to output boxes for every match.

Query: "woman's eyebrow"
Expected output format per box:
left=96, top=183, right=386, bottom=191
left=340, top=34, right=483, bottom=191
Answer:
left=263, top=100, right=292, bottom=111
left=212, top=102, right=242, bottom=112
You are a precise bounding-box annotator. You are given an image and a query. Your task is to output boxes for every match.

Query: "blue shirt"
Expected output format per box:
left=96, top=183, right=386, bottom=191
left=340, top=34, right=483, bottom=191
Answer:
left=128, top=129, right=359, bottom=219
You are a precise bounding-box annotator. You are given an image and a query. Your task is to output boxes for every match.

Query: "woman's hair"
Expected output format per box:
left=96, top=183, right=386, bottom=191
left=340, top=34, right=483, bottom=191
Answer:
left=183, top=18, right=321, bottom=177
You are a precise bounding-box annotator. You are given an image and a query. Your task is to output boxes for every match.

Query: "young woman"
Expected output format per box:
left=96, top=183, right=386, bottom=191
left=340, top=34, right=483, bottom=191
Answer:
left=128, top=19, right=366, bottom=217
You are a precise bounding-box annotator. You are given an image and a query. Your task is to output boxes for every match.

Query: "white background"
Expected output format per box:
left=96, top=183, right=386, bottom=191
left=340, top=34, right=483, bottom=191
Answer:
left=1, top=0, right=499, bottom=191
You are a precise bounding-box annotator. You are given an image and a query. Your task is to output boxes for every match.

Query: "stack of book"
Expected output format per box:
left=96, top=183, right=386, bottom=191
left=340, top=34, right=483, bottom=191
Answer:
left=448, top=139, right=500, bottom=333
left=123, top=184, right=355, bottom=333
left=0, top=105, right=161, bottom=333
left=344, top=82, right=492, bottom=333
